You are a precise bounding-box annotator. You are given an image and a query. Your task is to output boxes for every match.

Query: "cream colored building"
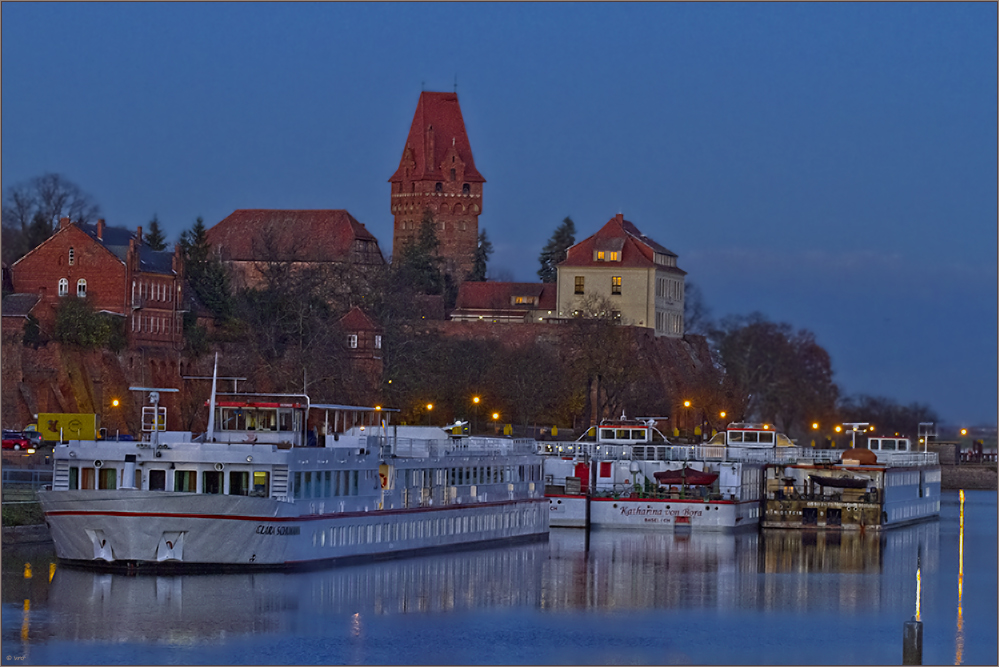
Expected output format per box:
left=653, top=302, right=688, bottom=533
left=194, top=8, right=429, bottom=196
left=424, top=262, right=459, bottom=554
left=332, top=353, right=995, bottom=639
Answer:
left=555, top=213, right=686, bottom=337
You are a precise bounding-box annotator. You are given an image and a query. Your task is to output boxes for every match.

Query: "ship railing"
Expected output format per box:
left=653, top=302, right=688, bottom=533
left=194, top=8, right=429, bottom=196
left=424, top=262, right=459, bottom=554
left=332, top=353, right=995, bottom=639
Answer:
left=875, top=451, right=939, bottom=466
left=379, top=436, right=537, bottom=458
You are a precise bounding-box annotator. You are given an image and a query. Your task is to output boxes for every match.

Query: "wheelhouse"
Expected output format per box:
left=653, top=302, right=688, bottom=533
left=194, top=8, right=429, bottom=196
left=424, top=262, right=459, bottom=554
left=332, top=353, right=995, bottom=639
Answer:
left=705, top=423, right=795, bottom=448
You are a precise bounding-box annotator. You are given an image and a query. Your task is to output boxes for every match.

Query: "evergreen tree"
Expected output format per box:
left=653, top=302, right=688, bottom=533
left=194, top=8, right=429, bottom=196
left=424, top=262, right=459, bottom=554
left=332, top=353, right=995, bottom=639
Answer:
left=395, top=208, right=445, bottom=295
left=537, top=216, right=576, bottom=283
left=180, top=216, right=232, bottom=319
left=468, top=229, right=493, bottom=281
left=145, top=214, right=167, bottom=250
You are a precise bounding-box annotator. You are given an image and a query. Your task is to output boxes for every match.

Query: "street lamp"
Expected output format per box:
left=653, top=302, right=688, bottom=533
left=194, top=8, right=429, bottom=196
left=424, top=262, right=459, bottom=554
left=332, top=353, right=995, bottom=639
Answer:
left=683, top=401, right=691, bottom=441
left=472, top=396, right=480, bottom=435
left=426, top=403, right=433, bottom=426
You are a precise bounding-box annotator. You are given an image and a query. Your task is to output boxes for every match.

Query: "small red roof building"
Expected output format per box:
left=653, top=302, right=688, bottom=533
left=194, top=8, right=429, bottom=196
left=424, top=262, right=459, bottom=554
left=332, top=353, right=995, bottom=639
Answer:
left=451, top=282, right=558, bottom=323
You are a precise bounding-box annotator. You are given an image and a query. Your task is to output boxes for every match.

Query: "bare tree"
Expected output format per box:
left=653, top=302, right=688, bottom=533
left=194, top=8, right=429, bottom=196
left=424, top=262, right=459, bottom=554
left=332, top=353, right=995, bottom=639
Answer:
left=2, top=173, right=101, bottom=263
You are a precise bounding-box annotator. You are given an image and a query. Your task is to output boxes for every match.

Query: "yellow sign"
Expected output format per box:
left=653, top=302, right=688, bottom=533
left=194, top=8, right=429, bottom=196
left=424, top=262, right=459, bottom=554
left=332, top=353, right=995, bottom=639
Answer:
left=503, top=424, right=512, bottom=436
left=551, top=426, right=558, bottom=437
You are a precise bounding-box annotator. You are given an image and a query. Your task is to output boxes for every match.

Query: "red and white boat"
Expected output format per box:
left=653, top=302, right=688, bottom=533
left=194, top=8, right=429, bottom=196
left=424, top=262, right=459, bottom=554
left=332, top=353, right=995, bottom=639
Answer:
left=543, top=421, right=806, bottom=531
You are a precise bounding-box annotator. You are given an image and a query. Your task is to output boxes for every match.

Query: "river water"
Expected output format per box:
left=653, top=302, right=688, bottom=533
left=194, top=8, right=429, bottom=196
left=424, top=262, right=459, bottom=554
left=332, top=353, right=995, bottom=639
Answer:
left=2, top=490, right=995, bottom=665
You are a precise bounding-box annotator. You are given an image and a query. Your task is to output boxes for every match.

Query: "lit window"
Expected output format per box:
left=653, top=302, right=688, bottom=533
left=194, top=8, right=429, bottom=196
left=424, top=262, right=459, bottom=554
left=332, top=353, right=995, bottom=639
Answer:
left=574, top=276, right=584, bottom=295
left=77, top=279, right=87, bottom=297
left=348, top=334, right=358, bottom=349
left=68, top=248, right=75, bottom=266
left=611, top=276, right=622, bottom=295
left=596, top=251, right=605, bottom=261
left=374, top=335, right=382, bottom=350
left=58, top=278, right=69, bottom=296
left=609, top=251, right=619, bottom=261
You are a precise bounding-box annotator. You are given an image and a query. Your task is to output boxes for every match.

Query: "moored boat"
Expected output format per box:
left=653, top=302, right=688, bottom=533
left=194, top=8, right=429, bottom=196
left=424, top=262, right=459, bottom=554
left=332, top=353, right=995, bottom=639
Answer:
left=39, top=372, right=548, bottom=571
left=543, top=421, right=804, bottom=531
left=761, top=425, right=941, bottom=530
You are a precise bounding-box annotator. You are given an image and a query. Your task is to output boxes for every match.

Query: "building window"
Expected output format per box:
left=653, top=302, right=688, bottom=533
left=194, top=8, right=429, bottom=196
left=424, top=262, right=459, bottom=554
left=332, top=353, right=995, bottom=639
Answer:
left=374, top=335, right=382, bottom=350
left=450, top=168, right=456, bottom=181
left=68, top=248, right=75, bottom=266
left=77, top=279, right=87, bottom=297
left=462, top=183, right=470, bottom=194
left=348, top=334, right=358, bottom=349
left=596, top=251, right=605, bottom=261
left=435, top=182, right=442, bottom=192
left=610, top=251, right=619, bottom=261
left=574, top=276, right=585, bottom=294
left=58, top=278, right=69, bottom=296
left=611, top=276, right=622, bottom=295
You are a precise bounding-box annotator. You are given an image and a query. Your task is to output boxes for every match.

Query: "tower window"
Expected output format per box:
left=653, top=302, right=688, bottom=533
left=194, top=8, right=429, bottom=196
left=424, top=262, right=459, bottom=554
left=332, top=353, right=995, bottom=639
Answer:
left=574, top=276, right=585, bottom=295
left=462, top=183, right=470, bottom=194
left=68, top=248, right=75, bottom=266
left=450, top=168, right=456, bottom=181
left=435, top=182, right=442, bottom=192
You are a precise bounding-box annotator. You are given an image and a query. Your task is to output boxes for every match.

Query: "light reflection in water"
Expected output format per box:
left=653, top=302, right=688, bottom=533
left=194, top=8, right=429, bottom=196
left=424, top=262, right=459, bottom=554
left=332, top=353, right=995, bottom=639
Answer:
left=955, top=489, right=965, bottom=665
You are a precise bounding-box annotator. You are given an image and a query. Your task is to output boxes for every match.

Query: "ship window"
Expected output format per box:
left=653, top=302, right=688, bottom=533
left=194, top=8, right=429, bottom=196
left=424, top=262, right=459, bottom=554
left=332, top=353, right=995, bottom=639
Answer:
left=174, top=470, right=196, bottom=492
left=252, top=471, right=269, bottom=497
left=729, top=431, right=743, bottom=443
left=351, top=470, right=360, bottom=496
left=631, top=429, right=646, bottom=440
left=759, top=432, right=774, bottom=444
left=149, top=469, right=166, bottom=491
left=80, top=467, right=95, bottom=489
left=203, top=471, right=223, bottom=494
left=304, top=471, right=314, bottom=498
left=600, top=429, right=614, bottom=440
left=278, top=409, right=293, bottom=432
left=883, top=439, right=896, bottom=451
left=616, top=429, right=629, bottom=439
left=98, top=468, right=117, bottom=490
left=229, top=471, right=248, bottom=495
left=293, top=472, right=303, bottom=499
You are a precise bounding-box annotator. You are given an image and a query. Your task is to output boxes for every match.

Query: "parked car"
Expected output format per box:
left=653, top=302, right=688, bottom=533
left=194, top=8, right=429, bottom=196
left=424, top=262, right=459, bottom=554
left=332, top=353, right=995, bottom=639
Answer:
left=2, top=430, right=30, bottom=450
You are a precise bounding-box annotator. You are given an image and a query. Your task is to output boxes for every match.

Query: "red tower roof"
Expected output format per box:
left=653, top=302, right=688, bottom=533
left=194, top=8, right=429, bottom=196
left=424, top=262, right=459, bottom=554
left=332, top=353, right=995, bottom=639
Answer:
left=389, top=92, right=485, bottom=184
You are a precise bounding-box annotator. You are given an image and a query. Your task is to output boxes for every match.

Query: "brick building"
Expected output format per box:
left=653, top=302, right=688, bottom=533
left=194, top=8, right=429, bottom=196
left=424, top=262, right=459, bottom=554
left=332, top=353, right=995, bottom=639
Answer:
left=206, top=209, right=385, bottom=290
left=556, top=213, right=686, bottom=338
left=390, top=92, right=484, bottom=280
left=9, top=218, right=184, bottom=347
left=450, top=282, right=557, bottom=323
left=338, top=306, right=384, bottom=404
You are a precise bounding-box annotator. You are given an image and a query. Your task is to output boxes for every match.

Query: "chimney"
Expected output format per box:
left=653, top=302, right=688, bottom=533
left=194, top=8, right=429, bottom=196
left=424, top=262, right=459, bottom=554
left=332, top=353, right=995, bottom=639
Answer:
left=59, top=216, right=70, bottom=230
left=96, top=218, right=105, bottom=240
left=615, top=213, right=624, bottom=223
left=136, top=226, right=143, bottom=243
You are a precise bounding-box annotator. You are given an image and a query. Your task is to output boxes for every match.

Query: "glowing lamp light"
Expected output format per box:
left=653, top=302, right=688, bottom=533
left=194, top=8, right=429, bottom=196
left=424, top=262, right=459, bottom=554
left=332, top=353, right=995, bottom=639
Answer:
left=426, top=404, right=433, bottom=411
left=835, top=426, right=842, bottom=433
left=960, top=428, right=968, bottom=436
left=720, top=411, right=726, bottom=419
left=473, top=396, right=480, bottom=404
left=683, top=401, right=691, bottom=408
left=812, top=423, right=819, bottom=430
left=111, top=398, right=120, bottom=407
left=492, top=413, right=499, bottom=420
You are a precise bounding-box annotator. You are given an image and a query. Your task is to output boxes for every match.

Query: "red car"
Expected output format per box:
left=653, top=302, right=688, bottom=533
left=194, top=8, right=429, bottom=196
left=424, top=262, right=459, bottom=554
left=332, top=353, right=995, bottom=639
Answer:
left=2, top=430, right=30, bottom=450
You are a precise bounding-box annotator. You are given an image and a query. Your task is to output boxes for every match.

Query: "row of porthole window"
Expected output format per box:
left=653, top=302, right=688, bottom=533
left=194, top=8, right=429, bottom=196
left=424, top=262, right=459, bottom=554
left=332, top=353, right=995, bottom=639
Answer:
left=311, top=508, right=538, bottom=548
left=58, top=278, right=86, bottom=297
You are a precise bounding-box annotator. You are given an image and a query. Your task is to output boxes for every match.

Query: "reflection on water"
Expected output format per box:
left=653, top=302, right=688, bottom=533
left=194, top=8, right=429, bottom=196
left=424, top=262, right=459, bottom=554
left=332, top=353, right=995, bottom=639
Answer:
left=33, top=544, right=546, bottom=643
left=2, top=490, right=994, bottom=665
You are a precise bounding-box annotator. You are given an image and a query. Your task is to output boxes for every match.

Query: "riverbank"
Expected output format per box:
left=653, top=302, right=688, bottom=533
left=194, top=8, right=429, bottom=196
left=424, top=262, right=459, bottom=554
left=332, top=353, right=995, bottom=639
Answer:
left=941, top=464, right=998, bottom=491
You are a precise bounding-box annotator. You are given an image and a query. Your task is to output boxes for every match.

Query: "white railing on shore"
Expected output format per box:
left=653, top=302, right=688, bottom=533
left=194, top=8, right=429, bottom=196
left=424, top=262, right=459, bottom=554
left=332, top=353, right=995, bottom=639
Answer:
left=875, top=451, right=939, bottom=466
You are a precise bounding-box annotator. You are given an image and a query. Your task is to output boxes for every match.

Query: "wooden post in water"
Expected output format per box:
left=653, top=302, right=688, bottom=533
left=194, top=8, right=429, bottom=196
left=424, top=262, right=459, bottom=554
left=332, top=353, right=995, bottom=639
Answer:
left=903, top=548, right=923, bottom=665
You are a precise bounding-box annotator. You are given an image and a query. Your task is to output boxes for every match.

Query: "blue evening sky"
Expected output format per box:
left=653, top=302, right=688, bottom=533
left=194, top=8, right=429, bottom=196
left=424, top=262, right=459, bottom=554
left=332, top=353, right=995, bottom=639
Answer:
left=2, top=3, right=995, bottom=425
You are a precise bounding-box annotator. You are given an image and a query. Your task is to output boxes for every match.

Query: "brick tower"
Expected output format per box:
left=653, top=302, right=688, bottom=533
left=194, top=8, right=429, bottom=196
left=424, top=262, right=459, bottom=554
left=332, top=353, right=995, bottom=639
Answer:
left=389, top=92, right=484, bottom=280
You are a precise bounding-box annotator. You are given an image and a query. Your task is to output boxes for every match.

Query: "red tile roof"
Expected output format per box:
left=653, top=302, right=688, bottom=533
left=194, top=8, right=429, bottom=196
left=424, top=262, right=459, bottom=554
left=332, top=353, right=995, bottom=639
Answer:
left=206, top=210, right=383, bottom=263
left=560, top=213, right=685, bottom=274
left=338, top=306, right=381, bottom=332
left=454, top=282, right=557, bottom=312
left=389, top=92, right=485, bottom=184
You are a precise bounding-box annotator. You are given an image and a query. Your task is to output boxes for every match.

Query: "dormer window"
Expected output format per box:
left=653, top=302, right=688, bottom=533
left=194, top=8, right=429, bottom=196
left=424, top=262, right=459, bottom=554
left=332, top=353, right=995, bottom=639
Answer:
left=597, top=251, right=605, bottom=261
left=609, top=251, right=619, bottom=261
left=68, top=248, right=75, bottom=266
